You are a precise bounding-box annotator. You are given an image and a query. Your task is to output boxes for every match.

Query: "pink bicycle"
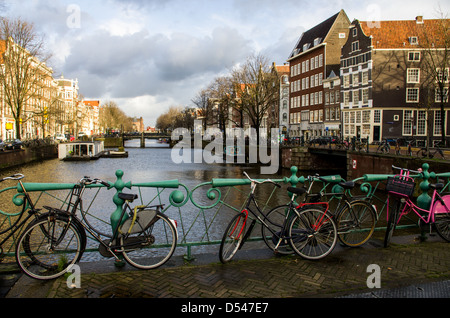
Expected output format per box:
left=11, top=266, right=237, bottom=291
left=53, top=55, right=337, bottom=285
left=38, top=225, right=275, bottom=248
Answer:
left=384, top=165, right=450, bottom=247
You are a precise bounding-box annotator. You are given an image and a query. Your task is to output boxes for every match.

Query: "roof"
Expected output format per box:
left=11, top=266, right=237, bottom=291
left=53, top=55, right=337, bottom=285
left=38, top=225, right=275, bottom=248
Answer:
left=359, top=17, right=449, bottom=49
left=289, top=11, right=341, bottom=58
left=275, top=64, right=289, bottom=75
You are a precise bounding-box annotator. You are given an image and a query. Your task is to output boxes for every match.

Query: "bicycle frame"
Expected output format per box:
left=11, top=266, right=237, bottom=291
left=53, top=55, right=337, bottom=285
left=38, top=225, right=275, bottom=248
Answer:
left=0, top=176, right=41, bottom=255
left=387, top=166, right=450, bottom=226
left=390, top=188, right=450, bottom=225
left=237, top=183, right=298, bottom=247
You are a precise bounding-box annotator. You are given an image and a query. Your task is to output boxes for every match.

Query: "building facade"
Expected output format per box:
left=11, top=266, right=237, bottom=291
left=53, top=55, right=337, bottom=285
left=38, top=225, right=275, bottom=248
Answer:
left=341, top=17, right=449, bottom=145
left=287, top=10, right=351, bottom=140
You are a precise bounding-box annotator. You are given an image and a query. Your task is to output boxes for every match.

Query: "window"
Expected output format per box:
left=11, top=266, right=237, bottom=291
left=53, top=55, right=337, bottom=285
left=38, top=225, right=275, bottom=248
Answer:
left=435, top=87, right=449, bottom=103
left=436, top=68, right=449, bottom=83
left=325, top=92, right=329, bottom=105
left=353, top=90, right=360, bottom=105
left=319, top=54, right=323, bottom=67
left=352, top=28, right=357, bottom=37
left=409, top=36, right=418, bottom=45
left=406, top=88, right=419, bottom=102
left=374, top=110, right=381, bottom=123
left=403, top=110, right=413, bottom=135
left=343, top=75, right=350, bottom=88
left=351, top=41, right=359, bottom=52
left=362, top=89, right=369, bottom=104
left=362, top=71, right=369, bottom=85
left=343, top=92, right=350, bottom=106
left=353, top=73, right=359, bottom=86
left=407, top=68, right=420, bottom=83
left=311, top=57, right=315, bottom=70
left=417, top=110, right=426, bottom=135
left=434, top=111, right=442, bottom=136
left=408, top=51, right=420, bottom=62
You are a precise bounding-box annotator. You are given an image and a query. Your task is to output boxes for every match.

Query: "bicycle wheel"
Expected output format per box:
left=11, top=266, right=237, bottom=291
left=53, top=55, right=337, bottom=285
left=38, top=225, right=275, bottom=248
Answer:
left=121, top=212, right=177, bottom=269
left=261, top=205, right=294, bottom=255
left=219, top=213, right=247, bottom=263
left=16, top=214, right=85, bottom=280
left=337, top=200, right=377, bottom=247
left=433, top=196, right=450, bottom=242
left=384, top=199, right=402, bottom=247
left=288, top=208, right=337, bottom=260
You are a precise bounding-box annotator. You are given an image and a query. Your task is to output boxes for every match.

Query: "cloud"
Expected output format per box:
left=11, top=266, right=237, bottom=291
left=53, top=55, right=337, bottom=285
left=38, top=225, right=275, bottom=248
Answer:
left=63, top=25, right=251, bottom=100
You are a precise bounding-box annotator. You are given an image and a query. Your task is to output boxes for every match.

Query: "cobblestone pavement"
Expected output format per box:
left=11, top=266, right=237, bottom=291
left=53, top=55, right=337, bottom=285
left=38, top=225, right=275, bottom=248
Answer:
left=3, top=235, right=450, bottom=308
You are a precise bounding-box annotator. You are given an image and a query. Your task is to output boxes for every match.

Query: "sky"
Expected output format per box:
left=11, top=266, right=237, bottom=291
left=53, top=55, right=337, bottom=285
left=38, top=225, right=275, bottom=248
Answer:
left=1, top=0, right=449, bottom=127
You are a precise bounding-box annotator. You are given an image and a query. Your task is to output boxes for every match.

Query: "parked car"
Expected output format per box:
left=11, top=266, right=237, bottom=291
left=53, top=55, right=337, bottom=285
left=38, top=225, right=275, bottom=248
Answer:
left=5, top=139, right=23, bottom=150
left=55, top=133, right=66, bottom=142
left=0, top=139, right=5, bottom=152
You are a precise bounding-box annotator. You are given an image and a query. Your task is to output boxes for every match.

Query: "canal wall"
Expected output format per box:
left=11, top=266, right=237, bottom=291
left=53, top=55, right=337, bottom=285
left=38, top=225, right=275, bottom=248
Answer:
left=281, top=147, right=346, bottom=172
left=0, top=145, right=58, bottom=171
left=281, top=146, right=450, bottom=179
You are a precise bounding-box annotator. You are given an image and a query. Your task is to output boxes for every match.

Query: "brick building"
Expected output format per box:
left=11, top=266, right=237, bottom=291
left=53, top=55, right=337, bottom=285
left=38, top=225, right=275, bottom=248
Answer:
left=287, top=10, right=350, bottom=140
left=341, top=17, right=449, bottom=145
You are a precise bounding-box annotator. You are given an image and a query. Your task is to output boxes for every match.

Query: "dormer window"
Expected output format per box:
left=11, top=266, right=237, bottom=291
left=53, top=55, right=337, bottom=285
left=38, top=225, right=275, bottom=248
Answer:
left=303, top=43, right=310, bottom=52
left=409, top=36, right=419, bottom=45
left=314, top=38, right=321, bottom=46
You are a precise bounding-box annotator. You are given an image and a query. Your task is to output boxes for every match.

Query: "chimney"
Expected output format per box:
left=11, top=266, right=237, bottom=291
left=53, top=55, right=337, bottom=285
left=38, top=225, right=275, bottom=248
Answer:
left=416, top=16, right=424, bottom=24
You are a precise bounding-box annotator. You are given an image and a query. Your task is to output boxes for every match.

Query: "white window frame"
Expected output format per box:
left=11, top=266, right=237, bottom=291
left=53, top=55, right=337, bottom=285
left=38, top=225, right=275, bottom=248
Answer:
left=406, top=88, right=419, bottom=103
left=407, top=68, right=420, bottom=83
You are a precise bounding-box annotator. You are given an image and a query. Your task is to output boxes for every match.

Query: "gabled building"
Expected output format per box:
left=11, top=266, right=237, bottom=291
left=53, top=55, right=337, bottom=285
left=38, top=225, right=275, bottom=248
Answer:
left=341, top=16, right=449, bottom=146
left=287, top=9, right=350, bottom=140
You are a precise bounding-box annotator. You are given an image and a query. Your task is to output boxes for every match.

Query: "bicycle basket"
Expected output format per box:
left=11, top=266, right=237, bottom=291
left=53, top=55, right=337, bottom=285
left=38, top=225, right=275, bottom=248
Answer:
left=386, top=176, right=415, bottom=197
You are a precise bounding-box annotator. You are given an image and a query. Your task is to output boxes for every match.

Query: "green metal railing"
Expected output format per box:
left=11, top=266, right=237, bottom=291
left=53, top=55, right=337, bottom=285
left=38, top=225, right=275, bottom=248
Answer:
left=0, top=163, right=449, bottom=263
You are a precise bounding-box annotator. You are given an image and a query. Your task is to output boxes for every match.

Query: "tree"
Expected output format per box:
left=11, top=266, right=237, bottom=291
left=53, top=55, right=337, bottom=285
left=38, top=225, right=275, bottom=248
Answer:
left=231, top=53, right=280, bottom=144
left=417, top=12, right=450, bottom=147
left=0, top=17, right=51, bottom=139
left=99, top=100, right=133, bottom=132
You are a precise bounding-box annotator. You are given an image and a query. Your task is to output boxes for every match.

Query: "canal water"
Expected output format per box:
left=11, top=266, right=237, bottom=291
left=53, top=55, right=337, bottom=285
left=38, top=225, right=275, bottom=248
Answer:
left=0, top=139, right=346, bottom=262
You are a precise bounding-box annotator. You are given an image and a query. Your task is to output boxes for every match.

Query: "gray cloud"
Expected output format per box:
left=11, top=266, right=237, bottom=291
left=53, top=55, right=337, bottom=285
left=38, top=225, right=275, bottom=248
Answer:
left=63, top=26, right=251, bottom=99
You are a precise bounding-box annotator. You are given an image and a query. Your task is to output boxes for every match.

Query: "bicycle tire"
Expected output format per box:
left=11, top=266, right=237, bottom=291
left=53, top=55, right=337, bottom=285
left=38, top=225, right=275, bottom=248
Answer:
left=384, top=199, right=402, bottom=247
left=121, top=212, right=177, bottom=269
left=261, top=205, right=294, bottom=255
left=16, top=213, right=85, bottom=280
left=219, top=213, right=247, bottom=263
left=337, top=200, right=377, bottom=247
left=288, top=208, right=337, bottom=260
left=433, top=196, right=450, bottom=242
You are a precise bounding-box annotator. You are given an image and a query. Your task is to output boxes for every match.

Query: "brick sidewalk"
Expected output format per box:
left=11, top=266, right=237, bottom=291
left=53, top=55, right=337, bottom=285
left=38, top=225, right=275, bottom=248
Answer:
left=19, top=237, right=447, bottom=299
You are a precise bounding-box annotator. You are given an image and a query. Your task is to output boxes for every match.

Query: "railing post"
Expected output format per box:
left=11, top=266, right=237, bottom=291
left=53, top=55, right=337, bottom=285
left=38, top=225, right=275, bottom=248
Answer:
left=417, top=163, right=432, bottom=210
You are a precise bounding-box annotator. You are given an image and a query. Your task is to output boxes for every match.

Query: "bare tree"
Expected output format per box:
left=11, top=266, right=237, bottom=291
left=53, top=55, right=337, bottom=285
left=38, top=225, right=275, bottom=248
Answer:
left=0, top=17, right=51, bottom=139
left=99, top=100, right=133, bottom=132
left=417, top=12, right=450, bottom=147
left=231, top=53, right=280, bottom=143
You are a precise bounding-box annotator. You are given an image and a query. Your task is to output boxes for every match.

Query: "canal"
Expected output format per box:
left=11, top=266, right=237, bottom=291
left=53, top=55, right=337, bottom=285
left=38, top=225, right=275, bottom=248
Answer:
left=3, top=139, right=344, bottom=262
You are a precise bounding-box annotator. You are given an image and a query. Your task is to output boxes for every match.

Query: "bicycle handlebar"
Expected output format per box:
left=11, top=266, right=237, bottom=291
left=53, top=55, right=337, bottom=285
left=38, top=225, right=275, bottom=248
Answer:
left=79, top=176, right=111, bottom=187
left=392, top=165, right=423, bottom=175
left=0, top=174, right=25, bottom=182
left=243, top=172, right=281, bottom=188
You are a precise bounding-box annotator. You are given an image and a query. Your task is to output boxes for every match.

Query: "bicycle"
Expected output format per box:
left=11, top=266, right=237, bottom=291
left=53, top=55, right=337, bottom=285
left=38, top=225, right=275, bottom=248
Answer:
left=384, top=165, right=450, bottom=247
left=416, top=143, right=445, bottom=159
left=15, top=176, right=178, bottom=280
left=219, top=172, right=337, bottom=263
left=306, top=175, right=377, bottom=247
left=376, top=139, right=391, bottom=154
left=0, top=174, right=44, bottom=260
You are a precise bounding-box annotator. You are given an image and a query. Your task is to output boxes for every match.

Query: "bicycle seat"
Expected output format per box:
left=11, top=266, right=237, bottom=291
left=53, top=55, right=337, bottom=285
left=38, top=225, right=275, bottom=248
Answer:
left=339, top=181, right=355, bottom=189
left=287, top=187, right=307, bottom=195
left=118, top=193, right=138, bottom=201
left=429, top=183, right=444, bottom=191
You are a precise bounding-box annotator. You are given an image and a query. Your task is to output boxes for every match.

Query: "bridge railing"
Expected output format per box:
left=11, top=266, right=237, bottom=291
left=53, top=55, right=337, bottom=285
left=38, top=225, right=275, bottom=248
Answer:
left=0, top=163, right=448, bottom=264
